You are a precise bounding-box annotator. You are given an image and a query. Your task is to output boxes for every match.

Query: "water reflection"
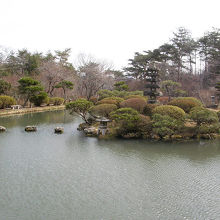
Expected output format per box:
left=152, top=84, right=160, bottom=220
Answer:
left=0, top=111, right=220, bottom=220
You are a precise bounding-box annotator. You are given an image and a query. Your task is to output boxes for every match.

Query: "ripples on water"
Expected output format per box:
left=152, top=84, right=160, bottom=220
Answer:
left=0, top=111, right=220, bottom=220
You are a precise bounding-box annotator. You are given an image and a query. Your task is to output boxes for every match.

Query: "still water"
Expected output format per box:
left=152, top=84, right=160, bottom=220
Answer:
left=0, top=110, right=220, bottom=220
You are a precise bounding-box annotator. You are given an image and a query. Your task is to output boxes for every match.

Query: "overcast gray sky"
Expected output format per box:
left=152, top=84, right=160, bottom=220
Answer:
left=1, top=0, right=220, bottom=69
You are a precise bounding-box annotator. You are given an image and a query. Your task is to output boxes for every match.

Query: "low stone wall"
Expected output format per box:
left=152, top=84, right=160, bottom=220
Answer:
left=0, top=105, right=65, bottom=117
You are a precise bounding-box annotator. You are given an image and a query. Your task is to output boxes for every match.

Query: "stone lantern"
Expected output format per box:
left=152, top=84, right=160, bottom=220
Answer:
left=211, top=96, right=215, bottom=105
left=96, top=117, right=110, bottom=135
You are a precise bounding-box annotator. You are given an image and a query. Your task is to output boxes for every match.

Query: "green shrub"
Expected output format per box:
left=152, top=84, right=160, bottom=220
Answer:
left=168, top=97, right=202, bottom=113
left=98, top=89, right=143, bottom=100
left=110, top=108, right=141, bottom=136
left=198, top=123, right=220, bottom=134
left=190, top=107, right=219, bottom=126
left=98, top=89, right=114, bottom=99
left=0, top=95, right=16, bottom=109
left=153, top=105, right=185, bottom=121
left=49, top=97, right=64, bottom=105
left=30, top=92, right=48, bottom=106
left=217, top=111, right=220, bottom=122
left=114, top=81, right=129, bottom=91
left=90, top=104, right=117, bottom=117
left=120, top=98, right=147, bottom=113
left=138, top=115, right=152, bottom=135
left=110, top=108, right=140, bottom=122
left=97, top=99, right=118, bottom=106
left=125, top=95, right=147, bottom=101
left=152, top=114, right=184, bottom=138
left=143, top=104, right=159, bottom=117
left=97, top=97, right=124, bottom=107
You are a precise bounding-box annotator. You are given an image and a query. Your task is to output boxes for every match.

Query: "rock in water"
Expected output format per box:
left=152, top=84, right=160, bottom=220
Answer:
left=25, top=126, right=37, bottom=132
left=0, top=126, right=6, bottom=132
left=84, top=127, right=98, bottom=137
left=54, top=127, right=64, bottom=134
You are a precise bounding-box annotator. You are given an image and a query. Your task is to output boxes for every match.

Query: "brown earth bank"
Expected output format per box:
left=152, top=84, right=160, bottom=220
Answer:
left=0, top=105, right=65, bottom=117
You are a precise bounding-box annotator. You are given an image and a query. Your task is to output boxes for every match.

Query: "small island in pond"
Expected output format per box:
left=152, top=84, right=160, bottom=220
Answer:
left=66, top=88, right=220, bottom=141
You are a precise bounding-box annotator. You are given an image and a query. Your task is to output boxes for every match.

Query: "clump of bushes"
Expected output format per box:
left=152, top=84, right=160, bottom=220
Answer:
left=152, top=105, right=185, bottom=121
left=0, top=95, right=16, bottom=109
left=152, top=114, right=184, bottom=138
left=120, top=98, right=147, bottom=113
left=168, top=97, right=202, bottom=113
left=190, top=107, right=219, bottom=126
left=30, top=92, right=48, bottom=106
left=198, top=123, right=220, bottom=134
left=90, top=104, right=117, bottom=117
left=97, top=97, right=124, bottom=106
left=98, top=89, right=143, bottom=100
left=189, top=107, right=219, bottom=135
left=125, top=95, right=147, bottom=101
left=138, top=115, right=152, bottom=137
left=110, top=108, right=141, bottom=136
left=49, top=97, right=64, bottom=106
left=143, top=104, right=159, bottom=117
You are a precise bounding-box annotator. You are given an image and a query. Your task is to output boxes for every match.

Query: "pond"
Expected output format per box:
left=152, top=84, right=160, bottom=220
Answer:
left=0, top=110, right=220, bottom=220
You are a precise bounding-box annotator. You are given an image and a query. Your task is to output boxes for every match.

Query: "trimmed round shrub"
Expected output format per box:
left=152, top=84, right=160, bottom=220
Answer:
left=152, top=113, right=184, bottom=138
left=152, top=105, right=185, bottom=120
left=190, top=107, right=219, bottom=125
left=125, top=95, right=148, bottom=101
left=120, top=98, right=147, bottom=113
left=143, top=104, right=159, bottom=117
left=157, top=96, right=169, bottom=105
left=0, top=95, right=16, bottom=109
left=97, top=99, right=117, bottom=105
left=97, top=97, right=124, bottom=106
left=90, top=104, right=117, bottom=117
left=110, top=108, right=141, bottom=136
left=30, top=92, right=48, bottom=106
left=198, top=123, right=220, bottom=134
left=110, top=107, right=140, bottom=123
left=49, top=97, right=64, bottom=106
left=168, top=97, right=202, bottom=113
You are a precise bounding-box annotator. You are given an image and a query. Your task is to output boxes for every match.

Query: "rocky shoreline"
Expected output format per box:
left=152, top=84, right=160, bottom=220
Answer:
left=77, top=122, right=220, bottom=141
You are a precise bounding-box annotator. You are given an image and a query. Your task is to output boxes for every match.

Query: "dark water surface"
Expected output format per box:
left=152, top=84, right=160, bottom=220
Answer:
left=0, top=111, right=220, bottom=220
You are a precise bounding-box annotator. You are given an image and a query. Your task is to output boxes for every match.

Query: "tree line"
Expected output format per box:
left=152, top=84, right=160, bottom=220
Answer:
left=124, top=27, right=220, bottom=104
left=0, top=27, right=220, bottom=107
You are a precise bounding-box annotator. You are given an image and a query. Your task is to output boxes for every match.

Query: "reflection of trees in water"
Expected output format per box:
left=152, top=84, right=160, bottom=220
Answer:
left=0, top=110, right=76, bottom=128
left=93, top=139, right=220, bottom=162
